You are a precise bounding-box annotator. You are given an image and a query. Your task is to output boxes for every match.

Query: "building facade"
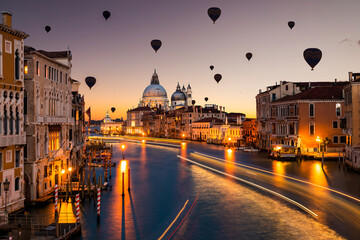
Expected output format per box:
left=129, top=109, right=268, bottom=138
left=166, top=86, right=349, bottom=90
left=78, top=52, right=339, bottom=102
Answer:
left=344, top=72, right=360, bottom=170
left=0, top=11, right=28, bottom=212
left=269, top=86, right=345, bottom=156
left=23, top=45, right=73, bottom=201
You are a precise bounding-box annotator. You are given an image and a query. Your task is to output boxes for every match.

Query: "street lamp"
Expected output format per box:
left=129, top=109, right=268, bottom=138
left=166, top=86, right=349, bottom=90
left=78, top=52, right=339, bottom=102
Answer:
left=3, top=178, right=10, bottom=213
left=316, top=136, right=321, bottom=153
left=121, top=144, right=126, bottom=159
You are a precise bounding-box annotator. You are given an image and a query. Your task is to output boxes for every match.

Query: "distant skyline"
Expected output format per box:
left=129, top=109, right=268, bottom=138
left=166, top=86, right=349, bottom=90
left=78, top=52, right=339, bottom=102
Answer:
left=3, top=0, right=360, bottom=120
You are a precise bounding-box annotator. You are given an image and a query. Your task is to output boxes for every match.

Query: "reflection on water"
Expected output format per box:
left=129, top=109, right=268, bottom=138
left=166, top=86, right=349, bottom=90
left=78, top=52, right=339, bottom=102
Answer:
left=224, top=149, right=235, bottom=175
left=175, top=165, right=343, bottom=240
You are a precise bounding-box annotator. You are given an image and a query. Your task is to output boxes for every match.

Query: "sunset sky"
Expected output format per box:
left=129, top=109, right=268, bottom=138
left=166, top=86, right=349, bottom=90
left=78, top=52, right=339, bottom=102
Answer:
left=3, top=0, right=360, bottom=120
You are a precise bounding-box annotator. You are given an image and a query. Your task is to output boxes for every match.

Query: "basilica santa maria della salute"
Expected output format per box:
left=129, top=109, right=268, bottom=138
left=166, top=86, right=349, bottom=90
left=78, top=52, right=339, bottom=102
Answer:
left=139, top=70, right=192, bottom=110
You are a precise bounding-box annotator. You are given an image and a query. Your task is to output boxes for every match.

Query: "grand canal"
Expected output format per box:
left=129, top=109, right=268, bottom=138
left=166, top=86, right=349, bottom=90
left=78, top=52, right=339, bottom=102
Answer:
left=30, top=139, right=360, bottom=239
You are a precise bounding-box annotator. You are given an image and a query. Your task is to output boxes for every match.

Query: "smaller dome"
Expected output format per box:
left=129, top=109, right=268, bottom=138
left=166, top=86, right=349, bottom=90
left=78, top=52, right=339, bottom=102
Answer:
left=171, top=91, right=186, bottom=101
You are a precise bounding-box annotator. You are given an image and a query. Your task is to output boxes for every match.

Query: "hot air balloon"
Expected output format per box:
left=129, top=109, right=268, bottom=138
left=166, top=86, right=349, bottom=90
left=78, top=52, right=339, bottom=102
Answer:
left=303, top=48, right=322, bottom=70
left=151, top=39, right=162, bottom=53
left=192, top=100, right=196, bottom=105
left=246, top=52, right=253, bottom=61
left=210, top=65, right=214, bottom=71
left=103, top=11, right=111, bottom=20
left=214, top=74, right=222, bottom=83
left=45, top=26, right=51, bottom=33
left=85, top=76, right=96, bottom=90
left=111, top=107, right=116, bottom=113
left=208, top=7, right=221, bottom=24
left=288, top=21, right=295, bottom=29
left=205, top=97, right=209, bottom=102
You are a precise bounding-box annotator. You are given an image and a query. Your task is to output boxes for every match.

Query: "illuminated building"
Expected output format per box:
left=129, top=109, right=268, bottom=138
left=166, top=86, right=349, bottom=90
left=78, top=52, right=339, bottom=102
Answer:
left=23, top=43, right=74, bottom=201
left=0, top=11, right=28, bottom=212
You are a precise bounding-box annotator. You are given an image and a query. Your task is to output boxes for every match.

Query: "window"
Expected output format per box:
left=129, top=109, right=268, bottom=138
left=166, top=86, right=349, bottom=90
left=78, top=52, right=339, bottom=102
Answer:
left=336, top=103, right=341, bottom=117
left=15, top=50, right=20, bottom=80
left=285, top=85, right=289, bottom=91
left=15, top=177, right=20, bottom=191
left=69, top=129, right=72, bottom=141
left=333, top=121, right=338, bottom=129
left=15, top=108, right=19, bottom=134
left=333, top=136, right=339, bottom=144
left=0, top=183, right=2, bottom=196
left=44, top=165, right=48, bottom=177
left=44, top=182, right=47, bottom=190
left=36, top=61, right=40, bottom=75
left=340, top=136, right=346, bottom=144
left=24, top=60, right=28, bottom=74
left=3, top=106, right=7, bottom=135
left=309, top=104, right=314, bottom=117
left=24, top=91, right=27, bottom=115
left=24, top=144, right=27, bottom=159
left=49, top=131, right=60, bottom=151
left=60, top=72, right=62, bottom=83
left=5, top=40, right=11, bottom=54
left=65, top=74, right=68, bottom=85
left=45, top=64, right=47, bottom=78
left=15, top=150, right=20, bottom=168
left=272, top=93, right=276, bottom=101
left=309, top=123, right=315, bottom=135
left=9, top=106, right=13, bottom=135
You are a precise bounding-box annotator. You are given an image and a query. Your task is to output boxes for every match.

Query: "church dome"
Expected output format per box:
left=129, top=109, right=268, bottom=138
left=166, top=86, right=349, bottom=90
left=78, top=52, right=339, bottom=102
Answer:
left=143, top=85, right=167, bottom=98
left=142, top=70, right=168, bottom=98
left=171, top=83, right=186, bottom=101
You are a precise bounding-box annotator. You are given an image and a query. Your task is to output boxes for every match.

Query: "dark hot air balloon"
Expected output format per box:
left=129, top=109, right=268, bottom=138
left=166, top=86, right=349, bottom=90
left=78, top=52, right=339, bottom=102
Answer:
left=85, top=76, right=96, bottom=90
left=111, top=107, right=116, bottom=113
left=45, top=26, right=51, bottom=33
left=192, top=100, right=196, bottom=105
left=103, top=11, right=111, bottom=20
left=303, top=48, right=322, bottom=70
left=210, top=65, right=214, bottom=70
left=288, top=21, right=295, bottom=29
left=151, top=39, right=162, bottom=53
left=205, top=97, right=209, bottom=102
left=246, top=52, right=253, bottom=61
left=208, top=7, right=221, bottom=24
left=214, top=74, right=222, bottom=83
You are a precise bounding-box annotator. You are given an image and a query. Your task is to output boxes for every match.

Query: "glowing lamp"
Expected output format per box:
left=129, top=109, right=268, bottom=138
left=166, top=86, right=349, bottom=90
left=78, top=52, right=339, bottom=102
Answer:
left=68, top=167, right=72, bottom=172
left=61, top=169, right=65, bottom=174
left=142, top=140, right=145, bottom=143
left=121, top=160, right=127, bottom=173
left=121, top=144, right=126, bottom=150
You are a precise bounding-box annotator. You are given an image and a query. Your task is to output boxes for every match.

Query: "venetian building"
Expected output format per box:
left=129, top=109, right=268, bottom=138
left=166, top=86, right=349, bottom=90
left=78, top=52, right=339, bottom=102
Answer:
left=139, top=70, right=169, bottom=110
left=23, top=45, right=73, bottom=201
left=0, top=11, right=28, bottom=212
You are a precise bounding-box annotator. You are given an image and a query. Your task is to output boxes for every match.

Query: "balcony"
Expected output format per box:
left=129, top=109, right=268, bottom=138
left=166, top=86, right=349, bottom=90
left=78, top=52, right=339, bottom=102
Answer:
left=36, top=115, right=74, bottom=125
left=0, top=134, right=26, bottom=147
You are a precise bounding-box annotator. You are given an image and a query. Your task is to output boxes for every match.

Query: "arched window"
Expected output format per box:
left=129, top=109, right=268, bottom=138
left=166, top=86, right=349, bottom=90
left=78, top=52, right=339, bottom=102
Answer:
left=3, top=106, right=7, bottom=135
left=309, top=123, right=315, bottom=135
left=336, top=103, right=341, bottom=117
left=309, top=104, right=314, bottom=117
left=15, top=50, right=20, bottom=80
left=9, top=106, right=13, bottom=135
left=24, top=90, right=27, bottom=115
left=15, top=177, right=20, bottom=191
left=15, top=107, right=19, bottom=135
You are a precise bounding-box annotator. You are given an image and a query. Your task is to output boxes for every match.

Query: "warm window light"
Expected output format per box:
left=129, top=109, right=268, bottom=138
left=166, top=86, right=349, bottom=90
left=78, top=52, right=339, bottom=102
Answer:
left=228, top=138, right=231, bottom=141
left=142, top=140, right=145, bottom=143
left=121, top=144, right=126, bottom=150
left=68, top=167, right=72, bottom=172
left=121, top=160, right=127, bottom=173
left=24, top=65, right=28, bottom=74
left=182, top=134, right=185, bottom=137
left=61, top=169, right=65, bottom=174
left=316, top=136, right=321, bottom=142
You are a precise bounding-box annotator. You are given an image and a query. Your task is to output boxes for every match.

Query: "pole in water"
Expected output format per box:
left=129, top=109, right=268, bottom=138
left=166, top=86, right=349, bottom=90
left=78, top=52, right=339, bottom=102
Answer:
left=75, top=194, right=80, bottom=223
left=55, top=184, right=58, bottom=215
left=128, top=168, right=131, bottom=191
left=122, top=172, right=125, bottom=197
left=97, top=188, right=101, bottom=222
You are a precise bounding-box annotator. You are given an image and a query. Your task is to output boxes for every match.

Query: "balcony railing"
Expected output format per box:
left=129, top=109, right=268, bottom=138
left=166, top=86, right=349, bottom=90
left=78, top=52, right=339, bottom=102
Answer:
left=0, top=134, right=26, bottom=147
left=36, top=115, right=74, bottom=124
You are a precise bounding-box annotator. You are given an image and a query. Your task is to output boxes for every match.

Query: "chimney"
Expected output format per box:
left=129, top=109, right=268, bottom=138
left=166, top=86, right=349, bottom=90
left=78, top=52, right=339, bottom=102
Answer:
left=335, top=78, right=337, bottom=82
left=223, top=107, right=225, bottom=112
left=259, top=89, right=262, bottom=93
left=200, top=106, right=202, bottom=113
left=349, top=72, right=353, bottom=82
left=220, top=106, right=222, bottom=114
left=2, top=11, right=12, bottom=27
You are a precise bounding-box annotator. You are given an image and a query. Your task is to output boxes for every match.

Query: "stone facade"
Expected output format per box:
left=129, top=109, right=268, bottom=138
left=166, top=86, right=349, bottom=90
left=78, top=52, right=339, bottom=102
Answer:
left=23, top=45, right=73, bottom=201
left=0, top=11, right=28, bottom=213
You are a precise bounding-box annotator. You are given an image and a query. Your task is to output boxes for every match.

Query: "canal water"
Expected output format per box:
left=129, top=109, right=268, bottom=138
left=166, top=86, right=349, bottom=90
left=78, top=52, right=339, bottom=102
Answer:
left=75, top=141, right=343, bottom=239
